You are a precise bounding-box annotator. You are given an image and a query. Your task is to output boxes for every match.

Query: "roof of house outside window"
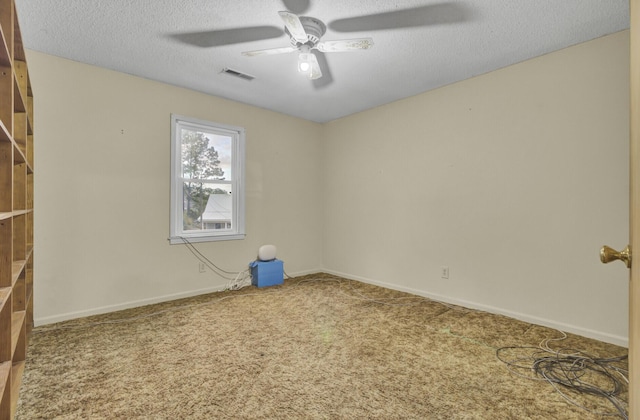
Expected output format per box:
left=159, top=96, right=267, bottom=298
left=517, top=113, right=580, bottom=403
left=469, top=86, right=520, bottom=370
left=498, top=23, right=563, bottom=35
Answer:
left=201, top=193, right=232, bottom=223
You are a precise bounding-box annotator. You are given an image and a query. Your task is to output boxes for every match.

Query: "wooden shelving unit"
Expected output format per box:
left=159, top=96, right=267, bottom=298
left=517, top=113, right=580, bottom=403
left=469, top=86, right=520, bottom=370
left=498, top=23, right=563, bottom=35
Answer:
left=0, top=0, right=33, bottom=417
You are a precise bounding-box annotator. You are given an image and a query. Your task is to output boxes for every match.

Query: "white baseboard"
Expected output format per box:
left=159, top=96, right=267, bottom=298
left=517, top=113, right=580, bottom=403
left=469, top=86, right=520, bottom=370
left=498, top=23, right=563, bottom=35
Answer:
left=35, top=267, right=324, bottom=327
left=322, top=269, right=629, bottom=348
left=285, top=267, right=323, bottom=278
left=34, top=285, right=227, bottom=326
left=37, top=267, right=626, bottom=347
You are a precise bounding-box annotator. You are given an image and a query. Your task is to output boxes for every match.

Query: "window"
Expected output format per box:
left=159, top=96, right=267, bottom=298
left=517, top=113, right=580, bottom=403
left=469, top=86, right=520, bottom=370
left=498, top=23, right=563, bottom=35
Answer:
left=170, top=114, right=245, bottom=244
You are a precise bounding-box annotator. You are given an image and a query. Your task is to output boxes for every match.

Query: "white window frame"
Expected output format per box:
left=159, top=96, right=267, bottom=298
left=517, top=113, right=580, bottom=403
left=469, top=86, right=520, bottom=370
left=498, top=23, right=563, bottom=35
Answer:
left=170, top=114, right=246, bottom=244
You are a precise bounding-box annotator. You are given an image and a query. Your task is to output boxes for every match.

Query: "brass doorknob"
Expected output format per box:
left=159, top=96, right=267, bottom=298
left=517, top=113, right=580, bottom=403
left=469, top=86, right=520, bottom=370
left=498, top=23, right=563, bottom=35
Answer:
left=600, top=245, right=632, bottom=268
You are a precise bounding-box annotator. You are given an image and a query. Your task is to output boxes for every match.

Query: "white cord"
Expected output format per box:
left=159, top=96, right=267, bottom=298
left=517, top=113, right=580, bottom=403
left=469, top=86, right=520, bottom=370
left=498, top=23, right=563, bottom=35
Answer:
left=225, top=269, right=252, bottom=291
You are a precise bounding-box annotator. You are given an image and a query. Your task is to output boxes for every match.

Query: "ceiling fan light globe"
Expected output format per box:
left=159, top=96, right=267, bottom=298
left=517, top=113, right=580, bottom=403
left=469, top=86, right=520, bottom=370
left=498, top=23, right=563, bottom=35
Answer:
left=298, top=61, right=311, bottom=72
left=298, top=53, right=312, bottom=73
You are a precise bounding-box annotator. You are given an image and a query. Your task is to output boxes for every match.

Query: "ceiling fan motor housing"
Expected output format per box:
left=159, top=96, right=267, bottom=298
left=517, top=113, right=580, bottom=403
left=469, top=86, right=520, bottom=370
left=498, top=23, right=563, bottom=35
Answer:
left=286, top=16, right=326, bottom=47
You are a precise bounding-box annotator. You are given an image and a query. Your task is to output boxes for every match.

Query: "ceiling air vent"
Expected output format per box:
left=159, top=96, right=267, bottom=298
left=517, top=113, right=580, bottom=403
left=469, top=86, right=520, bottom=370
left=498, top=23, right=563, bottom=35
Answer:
left=221, top=68, right=255, bottom=81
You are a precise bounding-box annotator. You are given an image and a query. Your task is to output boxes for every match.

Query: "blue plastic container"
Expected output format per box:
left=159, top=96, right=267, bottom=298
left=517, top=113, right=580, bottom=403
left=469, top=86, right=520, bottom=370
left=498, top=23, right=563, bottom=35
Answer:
left=249, top=259, right=284, bottom=288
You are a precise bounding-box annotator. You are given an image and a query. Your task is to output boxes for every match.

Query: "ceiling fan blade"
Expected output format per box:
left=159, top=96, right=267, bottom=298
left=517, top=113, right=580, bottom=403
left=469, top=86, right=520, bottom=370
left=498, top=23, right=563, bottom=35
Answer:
left=278, top=11, right=309, bottom=43
left=312, top=51, right=333, bottom=89
left=329, top=3, right=472, bottom=32
left=307, top=53, right=322, bottom=80
left=281, top=0, right=310, bottom=14
left=169, top=26, right=284, bottom=48
left=242, top=46, right=297, bottom=57
left=316, top=38, right=374, bottom=53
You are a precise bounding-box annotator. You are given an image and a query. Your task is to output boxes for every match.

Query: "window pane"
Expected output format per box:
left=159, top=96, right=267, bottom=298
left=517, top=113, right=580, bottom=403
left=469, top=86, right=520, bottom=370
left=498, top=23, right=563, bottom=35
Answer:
left=180, top=128, right=233, bottom=181
left=182, top=182, right=233, bottom=232
left=170, top=114, right=245, bottom=244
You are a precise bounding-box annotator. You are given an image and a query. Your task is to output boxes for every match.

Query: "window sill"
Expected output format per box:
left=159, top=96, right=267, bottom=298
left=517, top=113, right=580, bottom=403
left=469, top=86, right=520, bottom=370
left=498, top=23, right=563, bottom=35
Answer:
left=169, top=234, right=246, bottom=245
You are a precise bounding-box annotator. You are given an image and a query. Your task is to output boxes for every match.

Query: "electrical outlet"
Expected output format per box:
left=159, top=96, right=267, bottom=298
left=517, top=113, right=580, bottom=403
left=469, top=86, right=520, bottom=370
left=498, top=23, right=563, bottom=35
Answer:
left=199, top=262, right=206, bottom=273
left=441, top=266, right=449, bottom=279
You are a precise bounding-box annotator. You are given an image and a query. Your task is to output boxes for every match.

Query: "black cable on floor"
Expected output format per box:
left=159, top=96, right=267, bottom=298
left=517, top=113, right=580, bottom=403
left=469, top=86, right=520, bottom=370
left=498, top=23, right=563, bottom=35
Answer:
left=496, top=344, right=628, bottom=419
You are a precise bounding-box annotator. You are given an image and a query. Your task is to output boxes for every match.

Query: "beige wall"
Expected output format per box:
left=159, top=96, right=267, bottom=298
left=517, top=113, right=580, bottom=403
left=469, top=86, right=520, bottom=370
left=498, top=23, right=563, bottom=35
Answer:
left=29, top=30, right=631, bottom=345
left=28, top=51, right=324, bottom=323
left=323, top=31, right=630, bottom=345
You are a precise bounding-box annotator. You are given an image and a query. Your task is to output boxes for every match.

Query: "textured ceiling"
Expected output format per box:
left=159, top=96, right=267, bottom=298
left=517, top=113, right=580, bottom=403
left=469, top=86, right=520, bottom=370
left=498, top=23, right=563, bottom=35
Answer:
left=15, top=0, right=629, bottom=123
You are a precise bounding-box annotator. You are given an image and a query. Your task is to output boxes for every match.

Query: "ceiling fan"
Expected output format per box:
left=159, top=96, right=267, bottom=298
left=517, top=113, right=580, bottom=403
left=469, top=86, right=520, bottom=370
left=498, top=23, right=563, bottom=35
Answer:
left=241, top=11, right=373, bottom=80
left=169, top=2, right=471, bottom=84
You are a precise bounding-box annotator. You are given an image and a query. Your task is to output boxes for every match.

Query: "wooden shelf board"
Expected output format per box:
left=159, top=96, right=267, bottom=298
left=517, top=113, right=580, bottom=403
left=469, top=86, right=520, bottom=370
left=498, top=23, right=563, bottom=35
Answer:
left=0, top=361, right=9, bottom=383
left=10, top=311, right=25, bottom=356
left=12, top=80, right=25, bottom=113
left=0, top=287, right=9, bottom=307
left=13, top=23, right=25, bottom=62
left=0, top=210, right=33, bottom=220
left=12, top=143, right=26, bottom=164
left=11, top=261, right=25, bottom=286
left=0, top=120, right=9, bottom=143
left=0, top=26, right=9, bottom=67
left=11, top=209, right=28, bottom=217
left=10, top=361, right=24, bottom=417
left=10, top=311, right=24, bottom=340
left=0, top=362, right=10, bottom=398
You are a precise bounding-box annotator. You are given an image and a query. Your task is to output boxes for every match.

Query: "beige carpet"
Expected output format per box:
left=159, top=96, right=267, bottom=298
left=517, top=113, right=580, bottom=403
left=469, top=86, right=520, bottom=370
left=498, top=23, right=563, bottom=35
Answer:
left=17, top=274, right=628, bottom=419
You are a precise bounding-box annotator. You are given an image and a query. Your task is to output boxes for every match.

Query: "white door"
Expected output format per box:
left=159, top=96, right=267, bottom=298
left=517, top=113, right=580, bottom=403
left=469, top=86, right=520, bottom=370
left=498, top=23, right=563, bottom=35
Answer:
left=602, top=1, right=640, bottom=416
